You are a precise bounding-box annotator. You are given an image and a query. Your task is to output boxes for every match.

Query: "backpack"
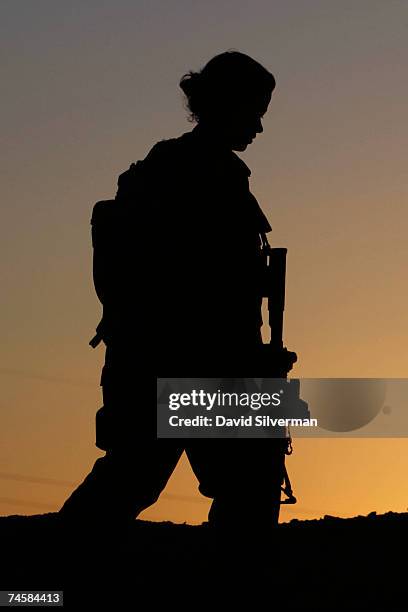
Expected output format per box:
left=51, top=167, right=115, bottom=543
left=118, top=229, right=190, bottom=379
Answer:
left=88, top=160, right=147, bottom=348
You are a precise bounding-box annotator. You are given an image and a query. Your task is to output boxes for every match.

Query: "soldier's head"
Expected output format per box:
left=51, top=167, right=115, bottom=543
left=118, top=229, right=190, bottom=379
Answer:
left=180, top=51, right=275, bottom=151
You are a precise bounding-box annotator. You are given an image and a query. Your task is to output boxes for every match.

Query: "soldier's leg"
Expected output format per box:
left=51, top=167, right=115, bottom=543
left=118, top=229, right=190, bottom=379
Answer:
left=58, top=440, right=183, bottom=524
left=208, top=446, right=285, bottom=528
left=59, top=352, right=184, bottom=524
left=186, top=439, right=285, bottom=529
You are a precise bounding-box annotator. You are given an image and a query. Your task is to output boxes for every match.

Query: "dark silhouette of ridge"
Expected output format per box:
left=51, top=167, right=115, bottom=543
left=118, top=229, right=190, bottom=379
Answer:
left=0, top=511, right=406, bottom=610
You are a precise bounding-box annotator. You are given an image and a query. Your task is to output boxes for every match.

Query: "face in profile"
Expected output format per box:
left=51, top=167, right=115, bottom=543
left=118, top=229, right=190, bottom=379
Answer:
left=221, top=91, right=272, bottom=152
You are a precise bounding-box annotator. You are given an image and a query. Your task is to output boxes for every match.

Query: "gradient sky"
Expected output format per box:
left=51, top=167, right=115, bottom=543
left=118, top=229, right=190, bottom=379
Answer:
left=1, top=1, right=408, bottom=523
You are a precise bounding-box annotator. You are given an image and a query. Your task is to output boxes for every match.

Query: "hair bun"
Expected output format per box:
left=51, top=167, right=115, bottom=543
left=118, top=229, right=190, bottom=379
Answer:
left=179, top=71, right=201, bottom=96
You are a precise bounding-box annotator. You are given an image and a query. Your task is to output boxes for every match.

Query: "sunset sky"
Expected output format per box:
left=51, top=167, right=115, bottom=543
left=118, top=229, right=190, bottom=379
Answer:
left=1, top=1, right=408, bottom=523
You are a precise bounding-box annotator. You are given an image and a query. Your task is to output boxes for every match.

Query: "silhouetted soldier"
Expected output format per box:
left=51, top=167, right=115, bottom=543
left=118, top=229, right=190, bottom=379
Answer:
left=59, top=51, right=294, bottom=530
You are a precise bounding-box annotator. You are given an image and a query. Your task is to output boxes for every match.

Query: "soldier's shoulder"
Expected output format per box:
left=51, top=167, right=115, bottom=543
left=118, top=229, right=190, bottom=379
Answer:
left=143, top=132, right=192, bottom=166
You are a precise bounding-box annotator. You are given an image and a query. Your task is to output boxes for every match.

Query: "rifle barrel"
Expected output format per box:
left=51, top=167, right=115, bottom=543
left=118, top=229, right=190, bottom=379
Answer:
left=265, top=247, right=287, bottom=350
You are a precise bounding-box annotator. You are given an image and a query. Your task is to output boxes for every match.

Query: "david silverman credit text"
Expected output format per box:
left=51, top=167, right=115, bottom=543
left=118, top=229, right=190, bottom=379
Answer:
left=168, top=415, right=318, bottom=427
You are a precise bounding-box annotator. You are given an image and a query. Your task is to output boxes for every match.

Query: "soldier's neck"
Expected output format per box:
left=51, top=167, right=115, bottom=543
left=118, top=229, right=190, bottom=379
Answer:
left=192, top=122, right=232, bottom=153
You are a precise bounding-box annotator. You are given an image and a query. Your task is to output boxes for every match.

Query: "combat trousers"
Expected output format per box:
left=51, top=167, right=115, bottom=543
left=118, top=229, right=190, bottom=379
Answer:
left=58, top=348, right=183, bottom=525
left=186, top=439, right=286, bottom=529
left=59, top=342, right=286, bottom=528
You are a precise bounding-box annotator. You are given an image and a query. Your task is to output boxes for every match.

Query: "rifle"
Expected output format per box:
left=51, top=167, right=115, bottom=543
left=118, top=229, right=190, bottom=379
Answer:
left=260, top=234, right=309, bottom=505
